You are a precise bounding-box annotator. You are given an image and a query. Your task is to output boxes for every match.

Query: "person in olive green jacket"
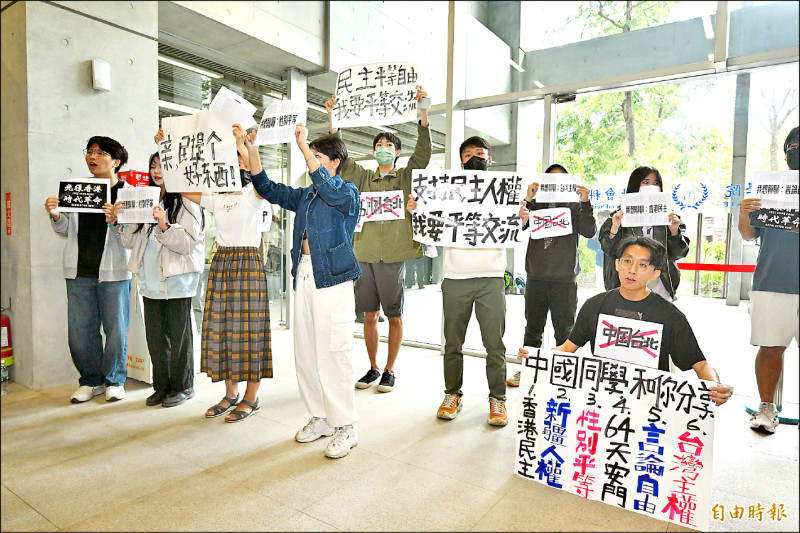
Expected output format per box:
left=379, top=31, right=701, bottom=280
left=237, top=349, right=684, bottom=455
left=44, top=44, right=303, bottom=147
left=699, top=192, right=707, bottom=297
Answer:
left=325, top=87, right=431, bottom=393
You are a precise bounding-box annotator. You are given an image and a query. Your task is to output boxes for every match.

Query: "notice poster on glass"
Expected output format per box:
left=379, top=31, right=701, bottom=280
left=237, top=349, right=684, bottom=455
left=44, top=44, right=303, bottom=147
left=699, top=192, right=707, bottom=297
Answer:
left=515, top=348, right=715, bottom=531
left=410, top=170, right=530, bottom=248
left=332, top=61, right=419, bottom=128
left=57, top=178, right=110, bottom=213
left=620, top=192, right=673, bottom=227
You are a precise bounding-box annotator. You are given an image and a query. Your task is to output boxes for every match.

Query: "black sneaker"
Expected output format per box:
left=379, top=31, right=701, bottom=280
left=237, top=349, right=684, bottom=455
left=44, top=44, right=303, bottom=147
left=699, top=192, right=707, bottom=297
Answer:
left=377, top=370, right=395, bottom=393
left=355, top=368, right=381, bottom=389
left=146, top=390, right=168, bottom=406
left=162, top=388, right=195, bottom=408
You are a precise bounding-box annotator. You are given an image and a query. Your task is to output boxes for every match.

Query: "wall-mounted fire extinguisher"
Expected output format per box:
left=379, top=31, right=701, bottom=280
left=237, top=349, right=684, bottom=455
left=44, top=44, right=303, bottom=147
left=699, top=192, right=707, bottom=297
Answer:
left=1, top=304, right=12, bottom=395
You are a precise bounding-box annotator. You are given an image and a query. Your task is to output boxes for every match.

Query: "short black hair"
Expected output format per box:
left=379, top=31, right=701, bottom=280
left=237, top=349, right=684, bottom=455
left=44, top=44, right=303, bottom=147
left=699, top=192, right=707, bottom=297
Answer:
left=545, top=163, right=568, bottom=173
left=784, top=126, right=799, bottom=153
left=86, top=135, right=128, bottom=174
left=625, top=165, right=663, bottom=194
left=309, top=134, right=348, bottom=175
left=615, top=235, right=666, bottom=271
left=459, top=136, right=491, bottom=161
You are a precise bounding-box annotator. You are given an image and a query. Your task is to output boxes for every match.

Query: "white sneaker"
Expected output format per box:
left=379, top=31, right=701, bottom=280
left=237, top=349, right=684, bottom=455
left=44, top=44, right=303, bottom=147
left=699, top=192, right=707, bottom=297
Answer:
left=295, top=417, right=335, bottom=443
left=750, top=402, right=778, bottom=433
left=71, top=385, right=105, bottom=403
left=105, top=385, right=126, bottom=402
left=325, top=425, right=358, bottom=458
left=506, top=370, right=521, bottom=387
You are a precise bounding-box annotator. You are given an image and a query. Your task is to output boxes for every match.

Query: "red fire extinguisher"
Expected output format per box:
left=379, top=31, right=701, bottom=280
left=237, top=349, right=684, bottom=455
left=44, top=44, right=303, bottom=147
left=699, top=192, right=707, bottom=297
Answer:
left=1, top=306, right=12, bottom=392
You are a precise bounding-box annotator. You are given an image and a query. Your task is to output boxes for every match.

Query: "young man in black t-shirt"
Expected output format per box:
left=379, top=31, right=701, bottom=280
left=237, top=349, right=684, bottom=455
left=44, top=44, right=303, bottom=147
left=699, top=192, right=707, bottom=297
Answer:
left=519, top=236, right=732, bottom=406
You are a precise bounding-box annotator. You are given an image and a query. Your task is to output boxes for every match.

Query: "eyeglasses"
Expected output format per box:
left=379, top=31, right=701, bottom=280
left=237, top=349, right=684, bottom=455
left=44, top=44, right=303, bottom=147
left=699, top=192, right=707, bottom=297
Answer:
left=619, top=257, right=653, bottom=271
left=83, top=149, right=110, bottom=157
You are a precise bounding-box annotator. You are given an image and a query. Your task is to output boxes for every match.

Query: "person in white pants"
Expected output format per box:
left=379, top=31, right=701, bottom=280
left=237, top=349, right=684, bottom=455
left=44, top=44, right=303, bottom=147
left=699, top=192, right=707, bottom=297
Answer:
left=245, top=123, right=362, bottom=458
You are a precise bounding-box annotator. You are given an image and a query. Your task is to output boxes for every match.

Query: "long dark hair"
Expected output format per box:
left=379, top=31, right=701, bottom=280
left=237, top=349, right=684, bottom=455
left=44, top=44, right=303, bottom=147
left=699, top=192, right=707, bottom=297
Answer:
left=625, top=165, right=663, bottom=193
left=134, top=153, right=204, bottom=234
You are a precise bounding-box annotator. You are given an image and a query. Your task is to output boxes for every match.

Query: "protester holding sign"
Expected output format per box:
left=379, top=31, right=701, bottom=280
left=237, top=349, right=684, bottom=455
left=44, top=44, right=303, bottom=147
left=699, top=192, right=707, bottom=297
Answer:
left=519, top=236, right=733, bottom=407
left=407, top=137, right=509, bottom=426
left=114, top=152, right=205, bottom=408
left=599, top=166, right=689, bottom=301
left=245, top=123, right=362, bottom=459
left=506, top=163, right=596, bottom=388
left=179, top=124, right=272, bottom=423
left=325, top=87, right=431, bottom=393
left=738, top=126, right=800, bottom=434
left=44, top=136, right=132, bottom=403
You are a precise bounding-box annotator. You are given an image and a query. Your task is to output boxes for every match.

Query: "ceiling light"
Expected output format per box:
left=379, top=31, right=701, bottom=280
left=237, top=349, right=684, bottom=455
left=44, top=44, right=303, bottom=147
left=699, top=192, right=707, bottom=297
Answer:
left=158, top=55, right=223, bottom=79
left=158, top=99, right=201, bottom=115
left=533, top=80, right=545, bottom=88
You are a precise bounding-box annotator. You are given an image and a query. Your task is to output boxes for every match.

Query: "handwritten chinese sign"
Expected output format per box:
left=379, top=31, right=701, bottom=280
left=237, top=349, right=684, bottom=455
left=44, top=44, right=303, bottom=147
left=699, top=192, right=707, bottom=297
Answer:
left=410, top=170, right=529, bottom=248
left=536, top=173, right=579, bottom=203
left=159, top=110, right=241, bottom=193
left=254, top=100, right=308, bottom=145
left=57, top=178, right=110, bottom=213
left=593, top=314, right=663, bottom=369
left=515, top=348, right=715, bottom=530
left=529, top=208, right=573, bottom=240
left=621, top=192, right=673, bottom=227
left=332, top=61, right=419, bottom=128
left=116, top=187, right=161, bottom=224
left=359, top=190, right=405, bottom=224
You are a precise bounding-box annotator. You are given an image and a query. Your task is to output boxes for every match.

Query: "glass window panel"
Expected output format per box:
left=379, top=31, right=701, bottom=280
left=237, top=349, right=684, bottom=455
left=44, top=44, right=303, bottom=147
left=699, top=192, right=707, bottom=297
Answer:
left=729, top=1, right=799, bottom=58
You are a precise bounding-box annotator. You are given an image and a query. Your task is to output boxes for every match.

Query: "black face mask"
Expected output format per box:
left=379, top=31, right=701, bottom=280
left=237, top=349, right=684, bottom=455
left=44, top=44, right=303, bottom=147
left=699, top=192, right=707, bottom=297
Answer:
left=787, top=148, right=799, bottom=170
left=463, top=155, right=488, bottom=171
left=240, top=168, right=252, bottom=186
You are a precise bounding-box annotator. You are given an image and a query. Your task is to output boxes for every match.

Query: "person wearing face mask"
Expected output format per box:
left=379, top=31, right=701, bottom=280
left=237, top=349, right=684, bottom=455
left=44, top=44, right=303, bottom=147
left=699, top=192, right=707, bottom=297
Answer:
left=114, top=152, right=205, bottom=408
left=598, top=166, right=689, bottom=301
left=408, top=136, right=510, bottom=427
left=176, top=123, right=273, bottom=423
left=324, top=87, right=432, bottom=394
left=246, top=123, right=362, bottom=459
left=506, top=163, right=597, bottom=388
left=738, top=126, right=799, bottom=434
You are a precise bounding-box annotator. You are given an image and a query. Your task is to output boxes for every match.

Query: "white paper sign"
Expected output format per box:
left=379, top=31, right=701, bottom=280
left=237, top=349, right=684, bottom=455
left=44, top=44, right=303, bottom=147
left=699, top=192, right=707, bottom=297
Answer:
left=592, top=313, right=663, bottom=368
left=158, top=110, right=242, bottom=193
left=359, top=191, right=405, bottom=225
left=410, top=170, right=530, bottom=248
left=750, top=170, right=799, bottom=210
left=258, top=203, right=273, bottom=233
left=535, top=173, right=579, bottom=203
left=332, top=61, right=419, bottom=128
left=254, top=101, right=308, bottom=145
left=529, top=208, right=573, bottom=240
left=116, top=187, right=161, bottom=224
left=208, top=86, right=257, bottom=129
left=57, top=178, right=110, bottom=213
left=620, top=192, right=673, bottom=227
left=515, top=348, right=715, bottom=531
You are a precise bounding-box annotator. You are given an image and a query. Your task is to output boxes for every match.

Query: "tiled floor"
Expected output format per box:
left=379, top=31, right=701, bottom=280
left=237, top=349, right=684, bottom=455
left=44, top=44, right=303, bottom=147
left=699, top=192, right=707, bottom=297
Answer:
left=1, top=295, right=798, bottom=532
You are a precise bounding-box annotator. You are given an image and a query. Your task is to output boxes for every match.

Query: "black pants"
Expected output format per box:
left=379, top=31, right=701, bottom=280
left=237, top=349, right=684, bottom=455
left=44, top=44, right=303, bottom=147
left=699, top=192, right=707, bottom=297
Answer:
left=523, top=279, right=578, bottom=348
left=142, top=297, right=194, bottom=394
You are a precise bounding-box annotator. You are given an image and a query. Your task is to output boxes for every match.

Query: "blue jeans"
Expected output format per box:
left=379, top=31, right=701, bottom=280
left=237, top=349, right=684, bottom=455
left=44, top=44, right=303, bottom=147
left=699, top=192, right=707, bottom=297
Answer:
left=66, top=277, right=131, bottom=387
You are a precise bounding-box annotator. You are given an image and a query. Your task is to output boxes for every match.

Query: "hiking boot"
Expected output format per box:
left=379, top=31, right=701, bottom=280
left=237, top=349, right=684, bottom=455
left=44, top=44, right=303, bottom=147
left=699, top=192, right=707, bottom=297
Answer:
left=437, top=394, right=463, bottom=420
left=506, top=370, right=520, bottom=387
left=488, top=397, right=508, bottom=426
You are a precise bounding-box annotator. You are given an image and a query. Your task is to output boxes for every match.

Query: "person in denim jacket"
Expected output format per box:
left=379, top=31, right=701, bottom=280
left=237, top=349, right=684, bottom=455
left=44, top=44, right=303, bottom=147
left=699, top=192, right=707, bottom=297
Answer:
left=245, top=123, right=362, bottom=459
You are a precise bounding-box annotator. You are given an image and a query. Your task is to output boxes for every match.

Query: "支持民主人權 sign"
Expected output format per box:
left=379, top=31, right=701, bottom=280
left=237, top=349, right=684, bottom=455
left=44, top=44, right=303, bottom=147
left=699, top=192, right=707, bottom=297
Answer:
left=410, top=170, right=530, bottom=248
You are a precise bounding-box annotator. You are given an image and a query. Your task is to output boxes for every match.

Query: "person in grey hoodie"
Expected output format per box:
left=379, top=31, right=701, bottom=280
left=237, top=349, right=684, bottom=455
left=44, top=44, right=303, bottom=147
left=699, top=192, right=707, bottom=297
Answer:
left=44, top=135, right=132, bottom=404
left=115, top=152, right=205, bottom=408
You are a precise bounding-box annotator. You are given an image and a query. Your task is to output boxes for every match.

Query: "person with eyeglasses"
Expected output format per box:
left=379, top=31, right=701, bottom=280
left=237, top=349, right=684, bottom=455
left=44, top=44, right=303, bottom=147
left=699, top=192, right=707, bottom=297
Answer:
left=44, top=136, right=133, bottom=403
left=518, top=235, right=733, bottom=407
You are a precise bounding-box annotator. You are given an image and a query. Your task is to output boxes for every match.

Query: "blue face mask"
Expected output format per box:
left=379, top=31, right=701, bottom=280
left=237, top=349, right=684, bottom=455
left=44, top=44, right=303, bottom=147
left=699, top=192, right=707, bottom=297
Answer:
left=374, top=146, right=396, bottom=166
